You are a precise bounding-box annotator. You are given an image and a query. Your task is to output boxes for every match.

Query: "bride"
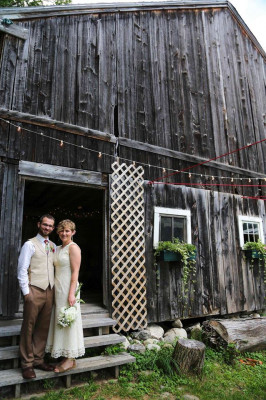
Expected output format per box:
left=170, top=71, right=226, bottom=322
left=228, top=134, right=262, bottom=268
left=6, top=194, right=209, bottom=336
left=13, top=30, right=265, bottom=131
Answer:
left=46, top=219, right=85, bottom=372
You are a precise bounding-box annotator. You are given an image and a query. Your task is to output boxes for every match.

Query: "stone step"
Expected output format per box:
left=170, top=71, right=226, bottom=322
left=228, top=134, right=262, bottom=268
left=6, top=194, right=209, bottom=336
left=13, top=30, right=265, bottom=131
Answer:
left=0, top=317, right=117, bottom=337
left=0, top=353, right=135, bottom=388
left=0, top=334, right=125, bottom=361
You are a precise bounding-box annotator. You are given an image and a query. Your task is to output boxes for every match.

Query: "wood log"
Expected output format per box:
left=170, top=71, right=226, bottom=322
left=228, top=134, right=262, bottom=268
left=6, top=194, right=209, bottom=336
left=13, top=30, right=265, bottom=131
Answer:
left=173, top=339, right=206, bottom=375
left=203, top=318, right=266, bottom=352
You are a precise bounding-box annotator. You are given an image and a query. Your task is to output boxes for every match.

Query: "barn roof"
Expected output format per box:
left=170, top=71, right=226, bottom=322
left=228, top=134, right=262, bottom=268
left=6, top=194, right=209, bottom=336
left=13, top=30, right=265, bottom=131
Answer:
left=0, top=1, right=265, bottom=57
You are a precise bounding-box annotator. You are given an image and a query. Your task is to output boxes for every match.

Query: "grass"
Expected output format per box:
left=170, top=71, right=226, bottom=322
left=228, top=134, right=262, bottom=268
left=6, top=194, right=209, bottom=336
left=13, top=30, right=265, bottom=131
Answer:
left=16, top=346, right=266, bottom=400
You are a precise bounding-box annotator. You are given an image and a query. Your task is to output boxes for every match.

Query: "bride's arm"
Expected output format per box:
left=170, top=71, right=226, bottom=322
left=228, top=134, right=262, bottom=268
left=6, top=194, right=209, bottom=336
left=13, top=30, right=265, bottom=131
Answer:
left=68, top=244, right=81, bottom=306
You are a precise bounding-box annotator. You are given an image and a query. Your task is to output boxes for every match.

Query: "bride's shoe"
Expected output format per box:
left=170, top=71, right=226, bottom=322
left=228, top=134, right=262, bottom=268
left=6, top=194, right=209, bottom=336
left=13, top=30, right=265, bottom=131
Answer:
left=54, top=359, right=76, bottom=373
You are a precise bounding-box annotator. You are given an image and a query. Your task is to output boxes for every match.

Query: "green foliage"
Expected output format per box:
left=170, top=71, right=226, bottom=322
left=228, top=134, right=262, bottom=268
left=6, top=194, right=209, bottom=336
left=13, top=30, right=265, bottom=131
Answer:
left=103, top=343, right=124, bottom=355
left=1, top=0, right=71, bottom=7
left=221, top=343, right=241, bottom=366
left=42, top=379, right=56, bottom=390
left=154, top=237, right=196, bottom=259
left=243, top=240, right=266, bottom=283
left=17, top=347, right=266, bottom=400
left=155, top=238, right=197, bottom=297
left=243, top=239, right=266, bottom=257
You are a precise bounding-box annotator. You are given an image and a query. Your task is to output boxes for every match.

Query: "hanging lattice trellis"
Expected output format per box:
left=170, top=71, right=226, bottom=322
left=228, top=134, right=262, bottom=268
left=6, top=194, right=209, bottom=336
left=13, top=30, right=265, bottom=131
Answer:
left=110, top=161, right=147, bottom=332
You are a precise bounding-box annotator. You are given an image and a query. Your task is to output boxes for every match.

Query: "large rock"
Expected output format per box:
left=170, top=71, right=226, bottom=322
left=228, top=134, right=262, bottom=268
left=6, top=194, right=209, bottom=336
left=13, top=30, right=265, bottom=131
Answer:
left=143, top=338, right=160, bottom=346
left=128, top=343, right=146, bottom=354
left=172, top=319, right=183, bottom=328
left=183, top=395, right=200, bottom=400
left=146, top=343, right=161, bottom=351
left=163, top=328, right=187, bottom=344
left=120, top=335, right=130, bottom=350
left=146, top=324, right=164, bottom=340
left=131, top=330, right=151, bottom=341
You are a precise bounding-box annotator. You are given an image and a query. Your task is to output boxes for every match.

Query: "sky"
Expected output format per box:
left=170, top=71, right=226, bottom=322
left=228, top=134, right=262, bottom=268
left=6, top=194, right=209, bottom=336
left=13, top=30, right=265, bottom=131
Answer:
left=229, top=0, right=266, bottom=50
left=71, top=0, right=266, bottom=51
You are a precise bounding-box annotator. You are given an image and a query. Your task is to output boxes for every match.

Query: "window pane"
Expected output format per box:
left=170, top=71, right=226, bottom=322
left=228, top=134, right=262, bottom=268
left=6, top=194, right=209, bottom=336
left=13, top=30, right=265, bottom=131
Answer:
left=242, top=222, right=260, bottom=243
left=160, top=216, right=172, bottom=241
left=173, top=217, right=185, bottom=241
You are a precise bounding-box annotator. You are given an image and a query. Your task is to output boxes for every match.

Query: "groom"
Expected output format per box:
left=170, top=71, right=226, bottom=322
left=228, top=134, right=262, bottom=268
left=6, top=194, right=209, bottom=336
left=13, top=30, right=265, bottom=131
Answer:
left=17, top=214, right=56, bottom=379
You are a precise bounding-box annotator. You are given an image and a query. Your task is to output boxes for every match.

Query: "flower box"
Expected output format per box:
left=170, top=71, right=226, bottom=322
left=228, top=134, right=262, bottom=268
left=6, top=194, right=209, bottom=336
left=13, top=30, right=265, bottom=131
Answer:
left=188, top=252, right=197, bottom=261
left=157, top=250, right=182, bottom=262
left=244, top=249, right=264, bottom=260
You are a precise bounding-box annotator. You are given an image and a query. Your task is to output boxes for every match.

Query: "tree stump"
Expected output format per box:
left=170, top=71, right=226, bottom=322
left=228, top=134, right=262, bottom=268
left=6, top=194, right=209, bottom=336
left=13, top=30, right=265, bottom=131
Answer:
left=173, top=339, right=206, bottom=375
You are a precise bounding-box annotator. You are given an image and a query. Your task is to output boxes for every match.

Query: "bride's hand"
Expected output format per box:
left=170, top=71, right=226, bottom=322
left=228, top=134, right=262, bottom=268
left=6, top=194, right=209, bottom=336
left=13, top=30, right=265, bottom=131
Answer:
left=68, top=293, right=76, bottom=307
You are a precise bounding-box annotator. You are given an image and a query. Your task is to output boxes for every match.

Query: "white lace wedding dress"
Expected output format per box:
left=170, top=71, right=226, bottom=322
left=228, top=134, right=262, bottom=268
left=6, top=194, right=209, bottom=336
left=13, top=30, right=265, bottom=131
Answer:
left=46, top=242, right=85, bottom=358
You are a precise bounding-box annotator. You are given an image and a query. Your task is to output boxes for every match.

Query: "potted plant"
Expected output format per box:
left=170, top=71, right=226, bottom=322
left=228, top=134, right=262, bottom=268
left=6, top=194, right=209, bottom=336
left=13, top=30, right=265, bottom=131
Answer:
left=154, top=238, right=196, bottom=263
left=243, top=240, right=266, bottom=262
left=154, top=238, right=197, bottom=297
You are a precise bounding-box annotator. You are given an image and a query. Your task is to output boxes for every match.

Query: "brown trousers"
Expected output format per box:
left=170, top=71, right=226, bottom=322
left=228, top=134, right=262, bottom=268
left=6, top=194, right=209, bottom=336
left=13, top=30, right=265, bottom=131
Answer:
left=19, top=285, right=54, bottom=369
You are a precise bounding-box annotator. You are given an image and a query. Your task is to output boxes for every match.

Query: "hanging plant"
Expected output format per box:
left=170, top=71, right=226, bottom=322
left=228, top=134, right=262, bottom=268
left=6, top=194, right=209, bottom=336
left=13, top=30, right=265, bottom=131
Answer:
left=243, top=240, right=266, bottom=283
left=154, top=238, right=197, bottom=296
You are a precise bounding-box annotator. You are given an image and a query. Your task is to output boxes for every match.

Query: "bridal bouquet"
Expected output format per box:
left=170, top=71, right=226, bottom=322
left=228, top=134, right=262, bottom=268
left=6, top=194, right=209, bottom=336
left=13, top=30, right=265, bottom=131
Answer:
left=57, top=283, right=85, bottom=328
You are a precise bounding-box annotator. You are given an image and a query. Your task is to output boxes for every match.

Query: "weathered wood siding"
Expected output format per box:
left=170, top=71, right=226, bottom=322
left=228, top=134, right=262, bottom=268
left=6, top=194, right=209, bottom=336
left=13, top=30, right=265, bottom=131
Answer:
left=145, top=183, right=265, bottom=322
left=0, top=4, right=265, bottom=318
left=0, top=8, right=265, bottom=173
left=0, top=161, right=24, bottom=316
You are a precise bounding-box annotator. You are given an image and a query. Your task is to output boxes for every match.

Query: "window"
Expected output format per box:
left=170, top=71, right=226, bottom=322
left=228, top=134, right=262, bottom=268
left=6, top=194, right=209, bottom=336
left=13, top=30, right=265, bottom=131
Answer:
left=238, top=216, right=264, bottom=248
left=154, top=207, right=191, bottom=248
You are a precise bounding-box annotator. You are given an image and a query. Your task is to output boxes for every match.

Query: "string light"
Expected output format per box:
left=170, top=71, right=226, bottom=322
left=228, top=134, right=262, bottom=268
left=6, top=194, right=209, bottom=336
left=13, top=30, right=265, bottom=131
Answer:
left=0, top=117, right=265, bottom=186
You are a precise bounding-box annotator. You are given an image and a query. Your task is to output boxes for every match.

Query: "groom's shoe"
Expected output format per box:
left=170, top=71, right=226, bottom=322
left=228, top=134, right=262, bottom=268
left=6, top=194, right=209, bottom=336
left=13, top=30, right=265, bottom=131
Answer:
left=22, top=367, right=36, bottom=379
left=34, top=362, right=54, bottom=372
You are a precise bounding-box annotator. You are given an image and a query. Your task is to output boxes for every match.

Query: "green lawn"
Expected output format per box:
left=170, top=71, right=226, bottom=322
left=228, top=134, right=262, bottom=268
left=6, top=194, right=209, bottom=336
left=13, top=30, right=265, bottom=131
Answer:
left=27, top=346, right=266, bottom=400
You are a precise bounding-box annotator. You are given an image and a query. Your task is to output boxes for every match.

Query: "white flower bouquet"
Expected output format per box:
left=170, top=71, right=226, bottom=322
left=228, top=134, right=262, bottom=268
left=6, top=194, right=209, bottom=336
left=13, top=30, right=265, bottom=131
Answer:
left=57, top=283, right=84, bottom=328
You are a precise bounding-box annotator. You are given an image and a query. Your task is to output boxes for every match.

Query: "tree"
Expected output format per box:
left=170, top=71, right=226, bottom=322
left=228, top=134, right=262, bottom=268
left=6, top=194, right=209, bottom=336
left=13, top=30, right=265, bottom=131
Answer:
left=1, top=0, right=71, bottom=6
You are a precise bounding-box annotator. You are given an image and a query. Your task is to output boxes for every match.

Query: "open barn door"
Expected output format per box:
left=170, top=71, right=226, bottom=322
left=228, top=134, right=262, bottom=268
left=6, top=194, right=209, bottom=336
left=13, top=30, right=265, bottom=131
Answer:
left=110, top=162, right=147, bottom=332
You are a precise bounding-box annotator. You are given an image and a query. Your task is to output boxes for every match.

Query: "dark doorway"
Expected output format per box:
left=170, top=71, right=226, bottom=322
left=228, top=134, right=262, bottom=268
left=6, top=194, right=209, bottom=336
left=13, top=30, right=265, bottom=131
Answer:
left=22, top=180, right=105, bottom=304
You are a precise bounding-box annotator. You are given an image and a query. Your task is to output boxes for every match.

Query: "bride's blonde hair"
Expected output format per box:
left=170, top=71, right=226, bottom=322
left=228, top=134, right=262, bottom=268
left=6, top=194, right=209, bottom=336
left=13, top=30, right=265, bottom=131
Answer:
left=57, top=219, right=76, bottom=233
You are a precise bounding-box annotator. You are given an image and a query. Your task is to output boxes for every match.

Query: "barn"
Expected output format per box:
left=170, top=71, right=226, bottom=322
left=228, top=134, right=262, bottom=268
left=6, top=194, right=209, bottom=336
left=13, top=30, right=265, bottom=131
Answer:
left=0, top=0, right=265, bottom=335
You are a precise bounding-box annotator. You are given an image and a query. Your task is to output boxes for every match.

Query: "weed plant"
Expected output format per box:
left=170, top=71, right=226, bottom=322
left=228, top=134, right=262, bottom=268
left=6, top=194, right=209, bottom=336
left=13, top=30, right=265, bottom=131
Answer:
left=15, top=346, right=266, bottom=400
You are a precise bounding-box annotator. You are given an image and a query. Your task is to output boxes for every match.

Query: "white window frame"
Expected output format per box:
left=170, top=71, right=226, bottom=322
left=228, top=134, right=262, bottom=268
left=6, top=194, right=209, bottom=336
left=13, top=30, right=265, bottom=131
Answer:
left=238, top=215, right=264, bottom=248
left=153, top=207, right=192, bottom=248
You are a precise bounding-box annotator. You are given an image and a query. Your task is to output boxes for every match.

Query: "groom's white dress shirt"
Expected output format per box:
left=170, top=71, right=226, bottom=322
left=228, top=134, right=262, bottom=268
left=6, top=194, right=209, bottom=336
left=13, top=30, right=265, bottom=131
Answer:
left=17, top=234, right=50, bottom=296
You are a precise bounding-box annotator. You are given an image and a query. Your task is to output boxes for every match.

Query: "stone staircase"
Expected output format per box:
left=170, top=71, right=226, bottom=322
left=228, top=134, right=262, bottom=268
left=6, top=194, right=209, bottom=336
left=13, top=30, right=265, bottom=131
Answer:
left=0, top=311, right=135, bottom=398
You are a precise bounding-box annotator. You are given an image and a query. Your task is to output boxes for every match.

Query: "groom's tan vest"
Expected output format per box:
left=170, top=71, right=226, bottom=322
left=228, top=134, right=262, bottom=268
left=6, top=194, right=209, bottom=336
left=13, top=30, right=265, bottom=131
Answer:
left=28, top=237, right=55, bottom=290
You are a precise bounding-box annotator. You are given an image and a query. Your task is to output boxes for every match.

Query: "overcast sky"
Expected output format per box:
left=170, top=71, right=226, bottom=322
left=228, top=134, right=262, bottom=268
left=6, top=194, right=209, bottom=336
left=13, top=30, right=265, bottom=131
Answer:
left=230, top=0, right=266, bottom=50
left=71, top=0, right=266, bottom=51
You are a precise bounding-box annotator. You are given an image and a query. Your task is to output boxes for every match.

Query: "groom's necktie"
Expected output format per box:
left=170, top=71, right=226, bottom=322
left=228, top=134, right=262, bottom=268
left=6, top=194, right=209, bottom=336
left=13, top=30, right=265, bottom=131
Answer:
left=44, top=239, right=49, bottom=254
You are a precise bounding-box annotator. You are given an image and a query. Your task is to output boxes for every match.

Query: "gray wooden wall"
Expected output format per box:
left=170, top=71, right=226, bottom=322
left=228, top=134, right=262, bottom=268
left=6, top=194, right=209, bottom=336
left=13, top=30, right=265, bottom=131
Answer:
left=144, top=183, right=265, bottom=322
left=0, top=7, right=265, bottom=173
left=0, top=5, right=265, bottom=318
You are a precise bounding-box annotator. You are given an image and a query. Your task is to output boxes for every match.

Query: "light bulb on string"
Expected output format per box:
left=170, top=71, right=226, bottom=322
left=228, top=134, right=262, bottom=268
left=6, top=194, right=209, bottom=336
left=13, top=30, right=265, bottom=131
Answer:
left=98, top=152, right=102, bottom=158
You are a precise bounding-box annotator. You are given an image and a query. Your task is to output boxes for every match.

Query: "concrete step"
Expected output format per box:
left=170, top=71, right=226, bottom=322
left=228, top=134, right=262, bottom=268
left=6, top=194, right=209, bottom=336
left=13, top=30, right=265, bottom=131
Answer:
left=0, top=317, right=117, bottom=337
left=0, top=352, right=135, bottom=388
left=0, top=334, right=125, bottom=361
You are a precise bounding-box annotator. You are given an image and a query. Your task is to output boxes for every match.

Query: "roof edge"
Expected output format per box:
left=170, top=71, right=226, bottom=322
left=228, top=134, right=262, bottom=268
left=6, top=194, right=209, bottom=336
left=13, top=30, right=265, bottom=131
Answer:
left=0, top=1, right=265, bottom=57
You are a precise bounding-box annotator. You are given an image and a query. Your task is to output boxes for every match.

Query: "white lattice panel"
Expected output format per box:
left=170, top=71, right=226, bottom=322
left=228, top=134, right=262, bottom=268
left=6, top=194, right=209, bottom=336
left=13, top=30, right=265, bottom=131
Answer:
left=111, top=162, right=147, bottom=332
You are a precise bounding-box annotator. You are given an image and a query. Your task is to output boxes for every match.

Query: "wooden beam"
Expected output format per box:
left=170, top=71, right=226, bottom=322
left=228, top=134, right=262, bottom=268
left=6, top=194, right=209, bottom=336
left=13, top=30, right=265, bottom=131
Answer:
left=118, top=137, right=266, bottom=178
left=0, top=20, right=28, bottom=40
left=0, top=108, right=116, bottom=144
left=1, top=109, right=264, bottom=179
left=18, top=161, right=108, bottom=187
